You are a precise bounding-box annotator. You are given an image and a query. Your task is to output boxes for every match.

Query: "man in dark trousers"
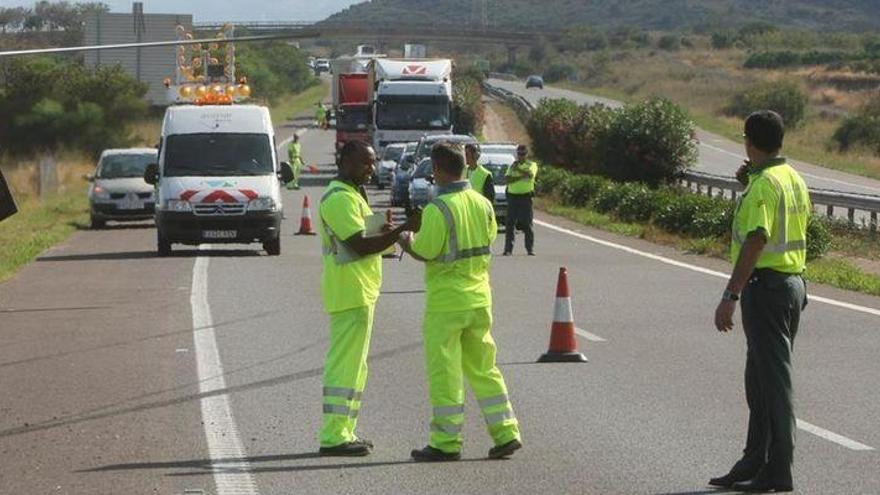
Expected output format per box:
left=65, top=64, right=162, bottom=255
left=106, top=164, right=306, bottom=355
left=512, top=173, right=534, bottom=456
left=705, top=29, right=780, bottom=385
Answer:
left=503, top=144, right=537, bottom=256
left=711, top=110, right=810, bottom=493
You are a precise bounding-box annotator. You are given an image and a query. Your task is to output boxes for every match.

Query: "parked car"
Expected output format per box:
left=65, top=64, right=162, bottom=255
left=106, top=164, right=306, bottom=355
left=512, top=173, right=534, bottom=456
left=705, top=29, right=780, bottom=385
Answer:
left=408, top=157, right=436, bottom=209
left=314, top=59, right=331, bottom=74
left=377, top=143, right=407, bottom=189
left=408, top=133, right=478, bottom=169
left=526, top=75, right=544, bottom=89
left=480, top=142, right=518, bottom=160
left=479, top=153, right=514, bottom=226
left=87, top=148, right=158, bottom=229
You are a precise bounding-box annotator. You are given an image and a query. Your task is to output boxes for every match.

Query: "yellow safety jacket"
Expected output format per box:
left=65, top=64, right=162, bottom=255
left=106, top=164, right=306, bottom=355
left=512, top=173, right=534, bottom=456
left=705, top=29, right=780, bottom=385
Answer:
left=731, top=158, right=811, bottom=274
left=506, top=160, right=538, bottom=195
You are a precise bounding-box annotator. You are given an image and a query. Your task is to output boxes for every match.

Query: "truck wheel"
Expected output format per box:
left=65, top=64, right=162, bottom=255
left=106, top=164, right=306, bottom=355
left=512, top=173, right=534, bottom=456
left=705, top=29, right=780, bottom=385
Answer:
left=263, top=237, right=281, bottom=256
left=157, top=234, right=172, bottom=257
left=90, top=215, right=105, bottom=230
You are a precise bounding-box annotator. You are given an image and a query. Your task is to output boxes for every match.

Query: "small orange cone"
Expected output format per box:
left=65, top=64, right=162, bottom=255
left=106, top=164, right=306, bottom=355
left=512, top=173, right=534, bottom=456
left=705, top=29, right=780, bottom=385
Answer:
left=382, top=209, right=398, bottom=258
left=295, top=195, right=317, bottom=236
left=308, top=164, right=319, bottom=173
left=538, top=267, right=588, bottom=363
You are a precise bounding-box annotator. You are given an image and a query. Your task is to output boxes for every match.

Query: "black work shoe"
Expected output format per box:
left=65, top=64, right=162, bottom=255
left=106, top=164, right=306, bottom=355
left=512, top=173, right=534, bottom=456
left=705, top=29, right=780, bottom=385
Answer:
left=502, top=251, right=512, bottom=256
left=319, top=440, right=372, bottom=457
left=488, top=439, right=522, bottom=459
left=732, top=477, right=793, bottom=493
left=527, top=251, right=535, bottom=256
left=710, top=471, right=758, bottom=488
left=410, top=445, right=461, bottom=462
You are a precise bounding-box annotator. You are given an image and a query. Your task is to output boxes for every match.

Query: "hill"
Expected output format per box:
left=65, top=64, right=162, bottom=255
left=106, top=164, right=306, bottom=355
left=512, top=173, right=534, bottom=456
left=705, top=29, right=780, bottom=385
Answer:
left=324, top=0, right=880, bottom=32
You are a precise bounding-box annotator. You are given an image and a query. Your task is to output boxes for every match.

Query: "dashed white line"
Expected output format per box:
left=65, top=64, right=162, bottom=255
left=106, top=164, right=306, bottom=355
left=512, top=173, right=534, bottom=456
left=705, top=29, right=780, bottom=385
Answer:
left=535, top=218, right=879, bottom=451
left=575, top=327, right=607, bottom=342
left=192, top=248, right=259, bottom=495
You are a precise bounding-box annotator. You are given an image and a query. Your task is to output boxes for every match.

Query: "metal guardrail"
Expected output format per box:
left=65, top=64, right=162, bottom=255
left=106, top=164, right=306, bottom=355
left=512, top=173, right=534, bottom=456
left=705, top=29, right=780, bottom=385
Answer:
left=484, top=79, right=880, bottom=230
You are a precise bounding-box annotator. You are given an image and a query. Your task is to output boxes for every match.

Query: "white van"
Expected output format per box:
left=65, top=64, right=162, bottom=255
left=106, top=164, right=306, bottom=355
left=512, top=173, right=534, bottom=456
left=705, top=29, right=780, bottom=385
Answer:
left=145, top=105, right=293, bottom=257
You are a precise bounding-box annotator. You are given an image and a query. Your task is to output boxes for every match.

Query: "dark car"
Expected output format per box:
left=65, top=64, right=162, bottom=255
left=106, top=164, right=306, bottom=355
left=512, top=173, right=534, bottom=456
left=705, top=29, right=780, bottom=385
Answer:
left=526, top=75, right=544, bottom=89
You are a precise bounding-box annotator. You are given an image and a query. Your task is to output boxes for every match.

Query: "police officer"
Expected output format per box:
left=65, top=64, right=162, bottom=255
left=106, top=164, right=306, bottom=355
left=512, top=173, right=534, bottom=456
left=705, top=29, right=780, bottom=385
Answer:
left=318, top=140, right=419, bottom=456
left=286, top=133, right=304, bottom=190
left=504, top=144, right=538, bottom=256
left=465, top=143, right=495, bottom=203
left=711, top=111, right=809, bottom=493
left=399, top=142, right=522, bottom=462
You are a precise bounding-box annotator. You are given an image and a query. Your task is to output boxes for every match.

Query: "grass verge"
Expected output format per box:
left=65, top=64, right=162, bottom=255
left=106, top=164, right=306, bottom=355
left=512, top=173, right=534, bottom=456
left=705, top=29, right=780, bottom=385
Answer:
left=267, top=83, right=329, bottom=123
left=535, top=196, right=880, bottom=298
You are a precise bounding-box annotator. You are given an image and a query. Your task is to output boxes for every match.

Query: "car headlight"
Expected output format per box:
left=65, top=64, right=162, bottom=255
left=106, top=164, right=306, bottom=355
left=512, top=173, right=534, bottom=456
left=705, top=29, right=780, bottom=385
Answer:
left=165, top=199, right=192, bottom=212
left=91, top=185, right=110, bottom=200
left=248, top=197, right=277, bottom=212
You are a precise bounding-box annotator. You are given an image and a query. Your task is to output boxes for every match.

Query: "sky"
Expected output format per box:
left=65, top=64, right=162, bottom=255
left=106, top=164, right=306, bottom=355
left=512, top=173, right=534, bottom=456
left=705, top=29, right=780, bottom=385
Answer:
left=0, top=0, right=363, bottom=22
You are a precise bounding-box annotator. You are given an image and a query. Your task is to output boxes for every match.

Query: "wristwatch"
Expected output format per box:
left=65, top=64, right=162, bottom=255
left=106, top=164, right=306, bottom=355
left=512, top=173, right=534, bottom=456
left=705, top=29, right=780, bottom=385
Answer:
left=722, top=289, right=740, bottom=301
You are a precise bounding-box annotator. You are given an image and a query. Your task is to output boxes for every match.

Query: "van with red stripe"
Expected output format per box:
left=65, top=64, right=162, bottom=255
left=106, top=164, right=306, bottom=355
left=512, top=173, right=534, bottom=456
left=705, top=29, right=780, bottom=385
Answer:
left=145, top=105, right=294, bottom=256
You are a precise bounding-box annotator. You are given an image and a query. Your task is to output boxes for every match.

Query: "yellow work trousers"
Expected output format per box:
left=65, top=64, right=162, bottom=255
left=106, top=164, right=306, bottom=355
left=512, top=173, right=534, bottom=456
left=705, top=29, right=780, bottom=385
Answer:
left=319, top=304, right=374, bottom=448
left=423, top=307, right=521, bottom=453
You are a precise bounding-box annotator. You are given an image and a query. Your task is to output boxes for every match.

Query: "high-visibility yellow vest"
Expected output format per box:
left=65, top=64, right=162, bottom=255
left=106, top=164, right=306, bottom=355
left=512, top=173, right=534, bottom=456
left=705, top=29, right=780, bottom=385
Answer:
left=731, top=158, right=811, bottom=274
left=468, top=165, right=492, bottom=195
left=506, top=160, right=538, bottom=195
left=288, top=142, right=303, bottom=164
left=411, top=181, right=498, bottom=312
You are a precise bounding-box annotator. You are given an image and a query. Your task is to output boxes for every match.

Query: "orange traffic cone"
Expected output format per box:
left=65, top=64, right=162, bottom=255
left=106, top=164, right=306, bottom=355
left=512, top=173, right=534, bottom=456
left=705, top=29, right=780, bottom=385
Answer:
left=538, top=267, right=588, bottom=363
left=295, top=195, right=317, bottom=236
left=382, top=209, right=398, bottom=258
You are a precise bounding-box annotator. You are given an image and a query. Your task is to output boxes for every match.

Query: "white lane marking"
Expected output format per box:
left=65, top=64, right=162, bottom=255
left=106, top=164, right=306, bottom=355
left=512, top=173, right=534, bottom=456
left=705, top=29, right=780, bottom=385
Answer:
left=535, top=220, right=880, bottom=318
left=575, top=327, right=607, bottom=342
left=535, top=219, right=879, bottom=451
left=192, top=249, right=259, bottom=495
left=700, top=142, right=880, bottom=194
left=797, top=419, right=875, bottom=451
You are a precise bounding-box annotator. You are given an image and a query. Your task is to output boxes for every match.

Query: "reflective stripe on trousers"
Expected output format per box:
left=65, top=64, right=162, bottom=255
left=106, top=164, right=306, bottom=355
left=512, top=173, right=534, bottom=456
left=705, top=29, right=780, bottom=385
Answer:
left=430, top=198, right=491, bottom=263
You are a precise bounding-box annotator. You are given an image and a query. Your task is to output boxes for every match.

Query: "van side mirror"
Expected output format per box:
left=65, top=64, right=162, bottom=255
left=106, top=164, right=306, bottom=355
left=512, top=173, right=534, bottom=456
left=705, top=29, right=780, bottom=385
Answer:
left=144, top=163, right=159, bottom=185
left=279, top=162, right=295, bottom=184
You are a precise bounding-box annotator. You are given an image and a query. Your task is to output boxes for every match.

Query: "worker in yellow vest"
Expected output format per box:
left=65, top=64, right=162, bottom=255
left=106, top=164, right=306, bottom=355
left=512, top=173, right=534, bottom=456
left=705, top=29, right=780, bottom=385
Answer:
left=399, top=142, right=522, bottom=462
left=465, top=143, right=495, bottom=203
left=504, top=144, right=538, bottom=256
left=315, top=102, right=327, bottom=129
left=711, top=111, right=810, bottom=493
left=286, top=133, right=304, bottom=190
left=317, top=140, right=420, bottom=456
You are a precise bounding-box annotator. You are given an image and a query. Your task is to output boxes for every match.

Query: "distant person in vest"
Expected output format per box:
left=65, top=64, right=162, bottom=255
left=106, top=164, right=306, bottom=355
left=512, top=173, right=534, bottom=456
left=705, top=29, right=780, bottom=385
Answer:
left=465, top=143, right=495, bottom=204
left=504, top=144, right=538, bottom=256
left=710, top=110, right=810, bottom=493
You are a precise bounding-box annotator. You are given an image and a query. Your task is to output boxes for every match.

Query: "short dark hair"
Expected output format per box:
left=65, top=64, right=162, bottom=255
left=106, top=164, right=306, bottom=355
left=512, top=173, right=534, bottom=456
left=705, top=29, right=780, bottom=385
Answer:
left=464, top=143, right=480, bottom=155
left=745, top=110, right=785, bottom=153
left=339, top=140, right=372, bottom=163
left=431, top=142, right=466, bottom=177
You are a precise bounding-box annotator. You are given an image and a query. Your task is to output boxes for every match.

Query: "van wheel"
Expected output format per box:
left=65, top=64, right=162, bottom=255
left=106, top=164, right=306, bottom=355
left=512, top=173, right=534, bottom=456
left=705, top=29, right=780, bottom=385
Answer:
left=263, top=237, right=281, bottom=256
left=157, top=234, right=172, bottom=257
left=90, top=215, right=105, bottom=230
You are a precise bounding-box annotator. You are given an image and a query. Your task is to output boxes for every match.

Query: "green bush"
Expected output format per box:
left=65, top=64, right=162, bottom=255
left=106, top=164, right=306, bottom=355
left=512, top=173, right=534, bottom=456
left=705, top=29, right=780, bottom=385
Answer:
left=452, top=66, right=485, bottom=135
left=832, top=95, right=880, bottom=155
left=725, top=80, right=807, bottom=128
left=657, top=34, right=681, bottom=51
left=806, top=215, right=832, bottom=260
left=559, top=174, right=609, bottom=207
left=596, top=97, right=698, bottom=185
left=237, top=40, right=317, bottom=104
left=543, top=63, right=577, bottom=83
left=535, top=166, right=573, bottom=196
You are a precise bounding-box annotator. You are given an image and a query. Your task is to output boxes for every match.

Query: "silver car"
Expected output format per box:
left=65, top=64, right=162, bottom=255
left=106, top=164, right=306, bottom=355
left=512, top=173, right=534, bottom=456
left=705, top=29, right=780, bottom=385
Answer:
left=87, top=148, right=158, bottom=229
left=479, top=153, right=514, bottom=225
left=377, top=143, right=407, bottom=189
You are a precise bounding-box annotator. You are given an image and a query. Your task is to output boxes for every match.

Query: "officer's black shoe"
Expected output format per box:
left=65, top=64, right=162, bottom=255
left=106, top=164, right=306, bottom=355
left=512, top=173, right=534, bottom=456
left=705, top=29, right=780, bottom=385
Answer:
left=502, top=251, right=512, bottom=256
left=709, top=459, right=764, bottom=488
left=410, top=445, right=461, bottom=462
left=488, top=439, right=522, bottom=459
left=319, top=439, right=372, bottom=457
left=731, top=477, right=793, bottom=493
left=527, top=251, right=535, bottom=256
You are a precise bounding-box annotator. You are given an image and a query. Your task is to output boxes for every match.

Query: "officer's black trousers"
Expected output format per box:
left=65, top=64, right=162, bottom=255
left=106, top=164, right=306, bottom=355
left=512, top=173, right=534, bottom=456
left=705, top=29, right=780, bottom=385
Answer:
left=739, top=269, right=806, bottom=481
left=505, top=194, right=534, bottom=254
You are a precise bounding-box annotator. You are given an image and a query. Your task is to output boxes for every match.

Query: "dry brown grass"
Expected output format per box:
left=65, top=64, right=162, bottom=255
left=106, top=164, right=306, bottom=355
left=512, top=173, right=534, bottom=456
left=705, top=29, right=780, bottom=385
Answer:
left=2, top=153, right=95, bottom=202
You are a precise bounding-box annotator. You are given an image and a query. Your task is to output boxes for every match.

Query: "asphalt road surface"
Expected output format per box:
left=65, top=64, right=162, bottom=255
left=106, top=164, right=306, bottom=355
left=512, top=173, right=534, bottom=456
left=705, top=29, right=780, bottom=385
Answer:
left=487, top=78, right=880, bottom=198
left=1, top=126, right=879, bottom=494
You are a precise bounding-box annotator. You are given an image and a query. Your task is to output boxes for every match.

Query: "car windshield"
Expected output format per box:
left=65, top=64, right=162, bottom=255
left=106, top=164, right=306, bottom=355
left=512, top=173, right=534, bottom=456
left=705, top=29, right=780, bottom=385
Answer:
left=338, top=107, right=370, bottom=131
left=376, top=95, right=451, bottom=130
left=415, top=136, right=476, bottom=162
left=97, top=153, right=156, bottom=179
left=413, top=159, right=433, bottom=179
left=484, top=163, right=510, bottom=184
left=164, top=133, right=273, bottom=177
left=383, top=146, right=404, bottom=162
left=481, top=145, right=517, bottom=157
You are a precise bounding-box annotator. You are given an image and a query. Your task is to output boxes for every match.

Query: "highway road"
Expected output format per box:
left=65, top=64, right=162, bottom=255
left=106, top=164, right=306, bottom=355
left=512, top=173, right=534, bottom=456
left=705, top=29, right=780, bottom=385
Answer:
left=487, top=78, right=880, bottom=198
left=1, top=125, right=879, bottom=494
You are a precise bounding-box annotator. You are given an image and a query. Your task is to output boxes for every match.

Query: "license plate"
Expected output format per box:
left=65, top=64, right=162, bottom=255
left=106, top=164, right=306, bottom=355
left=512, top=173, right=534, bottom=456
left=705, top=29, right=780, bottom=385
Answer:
left=203, top=230, right=237, bottom=239
left=119, top=200, right=143, bottom=210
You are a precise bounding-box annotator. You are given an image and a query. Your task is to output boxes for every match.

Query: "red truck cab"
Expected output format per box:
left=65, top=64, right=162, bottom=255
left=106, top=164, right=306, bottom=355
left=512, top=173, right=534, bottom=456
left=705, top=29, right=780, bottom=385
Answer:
left=335, top=73, right=372, bottom=154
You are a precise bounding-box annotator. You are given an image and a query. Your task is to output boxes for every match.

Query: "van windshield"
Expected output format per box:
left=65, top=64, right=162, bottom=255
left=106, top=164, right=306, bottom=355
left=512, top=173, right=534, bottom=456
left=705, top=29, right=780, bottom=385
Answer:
left=164, top=133, right=273, bottom=177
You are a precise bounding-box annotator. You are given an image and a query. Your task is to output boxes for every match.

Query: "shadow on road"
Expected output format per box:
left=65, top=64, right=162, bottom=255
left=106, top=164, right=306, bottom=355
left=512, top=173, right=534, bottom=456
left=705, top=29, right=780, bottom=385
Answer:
left=654, top=490, right=736, bottom=495
left=37, top=249, right=263, bottom=262
left=72, top=222, right=155, bottom=231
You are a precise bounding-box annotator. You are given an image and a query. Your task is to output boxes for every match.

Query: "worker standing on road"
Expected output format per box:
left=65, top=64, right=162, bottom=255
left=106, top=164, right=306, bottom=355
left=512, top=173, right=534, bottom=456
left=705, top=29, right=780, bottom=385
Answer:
left=503, top=144, right=538, bottom=256
left=286, top=133, right=304, bottom=190
left=317, top=140, right=419, bottom=457
left=398, top=142, right=522, bottom=462
left=465, top=143, right=495, bottom=204
left=315, top=102, right=327, bottom=129
left=710, top=110, right=810, bottom=493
